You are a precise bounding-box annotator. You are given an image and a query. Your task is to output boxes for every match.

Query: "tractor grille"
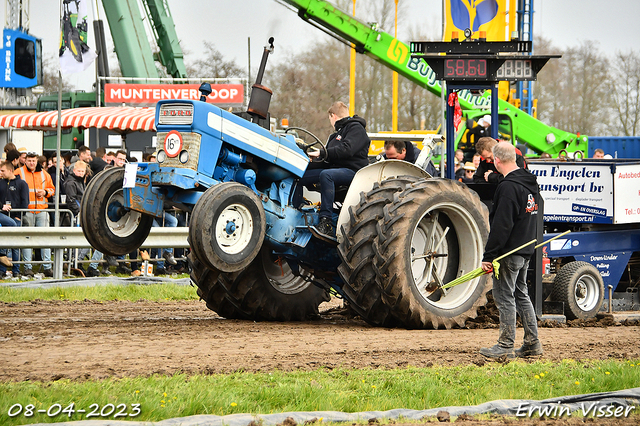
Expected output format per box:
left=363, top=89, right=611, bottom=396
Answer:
left=156, top=131, right=201, bottom=171
left=158, top=103, right=194, bottom=125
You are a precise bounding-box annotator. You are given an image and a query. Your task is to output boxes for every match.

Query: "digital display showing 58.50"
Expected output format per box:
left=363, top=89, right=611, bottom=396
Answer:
left=444, top=58, right=487, bottom=79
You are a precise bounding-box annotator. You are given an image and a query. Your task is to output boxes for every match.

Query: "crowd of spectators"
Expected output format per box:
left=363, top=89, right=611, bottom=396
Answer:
left=0, top=144, right=186, bottom=279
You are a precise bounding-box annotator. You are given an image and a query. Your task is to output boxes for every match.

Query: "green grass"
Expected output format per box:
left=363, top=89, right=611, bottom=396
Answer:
left=0, top=283, right=197, bottom=303
left=1, top=360, right=639, bottom=425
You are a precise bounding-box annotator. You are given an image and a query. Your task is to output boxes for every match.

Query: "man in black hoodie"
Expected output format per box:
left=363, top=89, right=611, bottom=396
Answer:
left=473, top=137, right=527, bottom=183
left=382, top=140, right=438, bottom=177
left=480, top=142, right=542, bottom=359
left=293, top=101, right=370, bottom=237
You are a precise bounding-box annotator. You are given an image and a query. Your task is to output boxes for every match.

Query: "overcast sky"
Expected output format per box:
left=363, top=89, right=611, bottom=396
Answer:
left=7, top=0, right=640, bottom=91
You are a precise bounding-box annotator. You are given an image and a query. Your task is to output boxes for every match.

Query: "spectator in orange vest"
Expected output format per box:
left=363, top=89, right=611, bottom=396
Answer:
left=16, top=152, right=55, bottom=277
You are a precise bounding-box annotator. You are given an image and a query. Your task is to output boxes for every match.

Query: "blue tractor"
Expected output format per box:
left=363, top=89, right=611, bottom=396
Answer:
left=82, top=40, right=491, bottom=328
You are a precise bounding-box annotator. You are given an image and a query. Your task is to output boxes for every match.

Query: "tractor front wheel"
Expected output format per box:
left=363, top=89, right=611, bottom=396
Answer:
left=189, top=183, right=266, bottom=273
left=80, top=167, right=153, bottom=256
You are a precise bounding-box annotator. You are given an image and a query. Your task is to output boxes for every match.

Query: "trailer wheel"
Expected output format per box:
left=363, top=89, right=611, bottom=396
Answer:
left=189, top=183, right=266, bottom=273
left=80, top=167, right=153, bottom=256
left=552, top=261, right=604, bottom=320
left=337, top=176, right=422, bottom=326
left=190, top=247, right=330, bottom=321
left=373, top=178, right=491, bottom=329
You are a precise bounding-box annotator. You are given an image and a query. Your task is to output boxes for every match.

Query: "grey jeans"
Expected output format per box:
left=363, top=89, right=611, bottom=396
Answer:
left=491, top=254, right=539, bottom=348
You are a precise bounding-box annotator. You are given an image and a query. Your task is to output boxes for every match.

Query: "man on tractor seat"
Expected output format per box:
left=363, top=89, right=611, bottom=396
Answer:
left=293, top=101, right=370, bottom=238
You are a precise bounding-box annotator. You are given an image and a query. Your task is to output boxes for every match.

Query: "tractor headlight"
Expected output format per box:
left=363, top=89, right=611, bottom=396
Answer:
left=157, top=150, right=167, bottom=163
left=179, top=150, right=189, bottom=164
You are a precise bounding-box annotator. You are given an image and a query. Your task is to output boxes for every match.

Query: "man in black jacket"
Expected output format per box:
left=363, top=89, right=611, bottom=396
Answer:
left=480, top=142, right=542, bottom=359
left=293, top=101, right=370, bottom=237
left=473, top=137, right=527, bottom=183
left=90, top=146, right=109, bottom=175
left=0, top=161, right=28, bottom=277
left=383, top=140, right=438, bottom=177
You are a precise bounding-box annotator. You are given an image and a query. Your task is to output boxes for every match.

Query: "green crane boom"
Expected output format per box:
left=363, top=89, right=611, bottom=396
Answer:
left=102, top=0, right=159, bottom=79
left=277, top=0, right=587, bottom=156
left=101, top=0, right=187, bottom=79
left=142, top=0, right=188, bottom=78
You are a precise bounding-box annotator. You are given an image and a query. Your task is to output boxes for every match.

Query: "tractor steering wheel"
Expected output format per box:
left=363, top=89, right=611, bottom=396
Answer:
left=285, top=127, right=328, bottom=162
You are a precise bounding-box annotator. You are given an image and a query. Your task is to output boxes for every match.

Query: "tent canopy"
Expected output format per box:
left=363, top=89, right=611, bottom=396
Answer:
left=0, top=107, right=156, bottom=132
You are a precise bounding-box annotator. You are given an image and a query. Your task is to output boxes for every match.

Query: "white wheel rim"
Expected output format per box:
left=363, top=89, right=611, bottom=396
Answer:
left=215, top=203, right=254, bottom=255
left=105, top=189, right=144, bottom=238
left=410, top=202, right=484, bottom=310
left=574, top=274, right=600, bottom=312
left=261, top=249, right=312, bottom=295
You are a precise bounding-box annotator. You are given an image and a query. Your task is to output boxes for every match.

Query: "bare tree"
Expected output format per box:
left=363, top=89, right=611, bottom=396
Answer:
left=610, top=50, right=640, bottom=136
left=40, top=55, right=75, bottom=95
left=268, top=38, right=350, bottom=141
left=535, top=37, right=612, bottom=136
left=187, top=41, right=244, bottom=78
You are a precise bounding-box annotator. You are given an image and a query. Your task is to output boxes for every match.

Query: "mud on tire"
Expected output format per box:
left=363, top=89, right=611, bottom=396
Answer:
left=190, top=248, right=330, bottom=321
left=373, top=178, right=491, bottom=329
left=337, top=176, right=422, bottom=326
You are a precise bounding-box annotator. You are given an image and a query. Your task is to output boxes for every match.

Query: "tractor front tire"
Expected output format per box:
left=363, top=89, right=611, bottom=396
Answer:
left=190, top=247, right=330, bottom=321
left=189, top=183, right=266, bottom=273
left=80, top=167, right=153, bottom=256
left=373, top=178, right=491, bottom=329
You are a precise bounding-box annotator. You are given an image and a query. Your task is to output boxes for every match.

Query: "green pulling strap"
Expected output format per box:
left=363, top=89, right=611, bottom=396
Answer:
left=440, top=230, right=571, bottom=290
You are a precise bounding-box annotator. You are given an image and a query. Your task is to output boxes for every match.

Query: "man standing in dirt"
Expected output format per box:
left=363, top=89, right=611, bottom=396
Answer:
left=480, top=142, right=542, bottom=359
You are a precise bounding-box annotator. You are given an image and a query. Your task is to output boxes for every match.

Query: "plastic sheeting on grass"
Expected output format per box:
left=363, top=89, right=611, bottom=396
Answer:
left=27, top=387, right=640, bottom=426
left=0, top=276, right=191, bottom=289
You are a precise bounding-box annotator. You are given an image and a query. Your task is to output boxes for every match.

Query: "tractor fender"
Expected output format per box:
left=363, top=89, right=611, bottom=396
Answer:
left=336, top=160, right=431, bottom=244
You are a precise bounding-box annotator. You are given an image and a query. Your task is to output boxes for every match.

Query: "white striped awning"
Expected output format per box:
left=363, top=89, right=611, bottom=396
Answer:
left=0, top=107, right=156, bottom=132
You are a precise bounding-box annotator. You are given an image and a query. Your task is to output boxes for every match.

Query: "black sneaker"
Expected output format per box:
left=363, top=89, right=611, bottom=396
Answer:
left=23, top=268, right=34, bottom=277
left=162, top=251, right=177, bottom=265
left=86, top=267, right=101, bottom=277
left=156, top=267, right=168, bottom=276
left=104, top=255, right=119, bottom=267
left=317, top=217, right=335, bottom=237
left=115, top=265, right=132, bottom=275
left=43, top=268, right=53, bottom=278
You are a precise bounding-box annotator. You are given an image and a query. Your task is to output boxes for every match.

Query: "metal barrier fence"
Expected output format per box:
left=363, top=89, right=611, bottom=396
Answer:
left=0, top=227, right=189, bottom=279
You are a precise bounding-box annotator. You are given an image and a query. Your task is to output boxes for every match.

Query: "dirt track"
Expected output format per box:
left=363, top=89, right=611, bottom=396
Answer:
left=1, top=298, right=639, bottom=383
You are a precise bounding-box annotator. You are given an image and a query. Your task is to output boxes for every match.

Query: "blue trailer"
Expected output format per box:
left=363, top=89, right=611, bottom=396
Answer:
left=528, top=159, right=640, bottom=319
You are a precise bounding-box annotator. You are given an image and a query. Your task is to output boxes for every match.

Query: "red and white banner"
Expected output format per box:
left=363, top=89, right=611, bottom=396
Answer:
left=104, top=84, right=244, bottom=106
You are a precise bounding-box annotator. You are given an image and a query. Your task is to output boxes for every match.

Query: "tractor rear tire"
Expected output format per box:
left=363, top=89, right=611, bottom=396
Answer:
left=80, top=167, right=153, bottom=256
left=190, top=247, right=330, bottom=321
left=373, top=178, right=491, bottom=329
left=337, top=176, right=422, bottom=326
left=189, top=183, right=266, bottom=273
left=552, top=261, right=604, bottom=320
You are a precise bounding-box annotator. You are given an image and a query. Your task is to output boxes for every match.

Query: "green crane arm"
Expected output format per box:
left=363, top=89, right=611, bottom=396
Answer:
left=101, top=0, right=160, bottom=79
left=101, top=0, right=187, bottom=80
left=277, top=0, right=587, bottom=155
left=142, top=0, right=188, bottom=78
